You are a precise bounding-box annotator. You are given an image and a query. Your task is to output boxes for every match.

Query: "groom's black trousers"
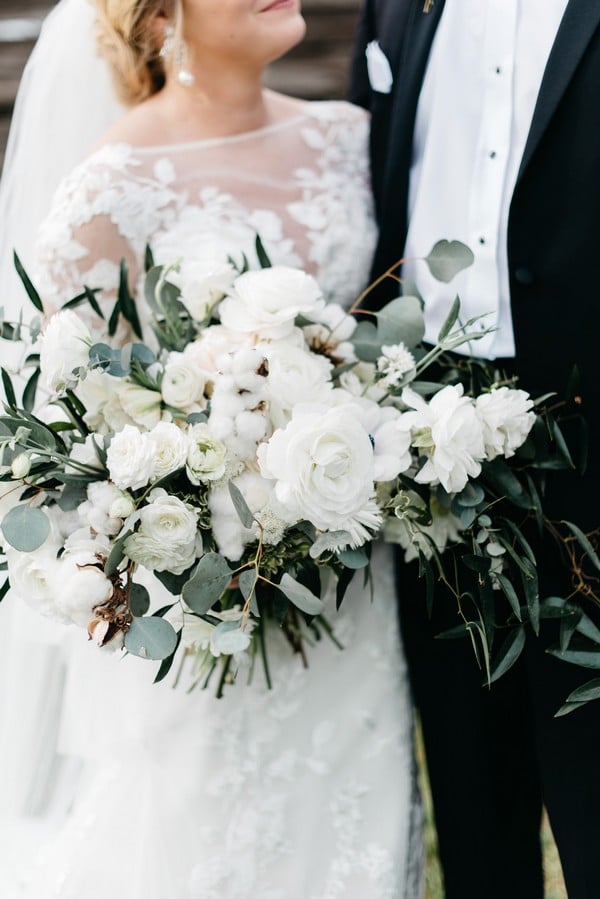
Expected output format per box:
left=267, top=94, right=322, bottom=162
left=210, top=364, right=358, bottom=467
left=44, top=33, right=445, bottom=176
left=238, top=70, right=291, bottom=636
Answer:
left=397, top=527, right=600, bottom=899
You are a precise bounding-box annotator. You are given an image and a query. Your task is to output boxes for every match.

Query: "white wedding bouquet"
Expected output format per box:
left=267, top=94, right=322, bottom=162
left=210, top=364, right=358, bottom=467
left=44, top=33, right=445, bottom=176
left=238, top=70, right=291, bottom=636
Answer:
left=1, top=241, right=597, bottom=705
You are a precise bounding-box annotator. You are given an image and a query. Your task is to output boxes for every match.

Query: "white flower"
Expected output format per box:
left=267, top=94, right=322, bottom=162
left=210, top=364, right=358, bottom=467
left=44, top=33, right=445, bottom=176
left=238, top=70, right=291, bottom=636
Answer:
left=258, top=404, right=382, bottom=546
left=376, top=343, right=416, bottom=388
left=109, top=493, right=136, bottom=520
left=208, top=470, right=273, bottom=560
left=168, top=258, right=236, bottom=321
left=52, top=543, right=114, bottom=628
left=218, top=266, right=322, bottom=339
left=124, top=490, right=198, bottom=574
left=75, top=370, right=135, bottom=435
left=302, top=300, right=357, bottom=362
left=161, top=352, right=207, bottom=410
left=182, top=326, right=255, bottom=382
left=39, top=310, right=91, bottom=392
left=78, top=481, right=127, bottom=537
left=186, top=423, right=228, bottom=484
left=117, top=383, right=162, bottom=430
left=148, top=421, right=188, bottom=479
left=475, top=387, right=535, bottom=460
left=5, top=543, right=66, bottom=622
left=402, top=385, right=486, bottom=494
left=106, top=425, right=156, bottom=491
left=10, top=453, right=31, bottom=479
left=261, top=340, right=333, bottom=428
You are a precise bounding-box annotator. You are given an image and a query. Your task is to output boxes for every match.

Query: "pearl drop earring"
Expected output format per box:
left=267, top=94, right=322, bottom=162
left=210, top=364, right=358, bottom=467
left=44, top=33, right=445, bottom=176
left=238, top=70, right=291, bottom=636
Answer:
left=160, top=24, right=195, bottom=87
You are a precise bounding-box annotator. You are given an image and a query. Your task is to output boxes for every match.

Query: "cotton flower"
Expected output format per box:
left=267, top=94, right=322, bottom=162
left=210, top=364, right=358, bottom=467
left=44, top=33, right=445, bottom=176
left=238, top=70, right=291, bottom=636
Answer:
left=475, top=387, right=535, bottom=460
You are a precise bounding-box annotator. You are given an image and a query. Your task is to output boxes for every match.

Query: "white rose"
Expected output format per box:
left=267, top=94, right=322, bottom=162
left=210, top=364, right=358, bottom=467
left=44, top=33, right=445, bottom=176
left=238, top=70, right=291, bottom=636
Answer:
left=258, top=404, right=382, bottom=546
left=161, top=352, right=207, bottom=410
left=302, top=300, right=357, bottom=363
left=117, top=383, right=162, bottom=430
left=106, top=426, right=156, bottom=491
left=402, top=385, right=486, bottom=494
left=148, top=421, right=188, bottom=479
left=39, top=310, right=91, bottom=392
left=186, top=423, right=228, bottom=484
left=218, top=266, right=322, bottom=339
left=124, top=490, right=198, bottom=574
left=475, top=387, right=535, bottom=460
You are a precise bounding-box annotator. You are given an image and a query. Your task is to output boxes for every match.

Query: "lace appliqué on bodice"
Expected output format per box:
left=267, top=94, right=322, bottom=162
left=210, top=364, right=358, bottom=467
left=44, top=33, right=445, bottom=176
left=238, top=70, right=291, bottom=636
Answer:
left=35, top=101, right=377, bottom=319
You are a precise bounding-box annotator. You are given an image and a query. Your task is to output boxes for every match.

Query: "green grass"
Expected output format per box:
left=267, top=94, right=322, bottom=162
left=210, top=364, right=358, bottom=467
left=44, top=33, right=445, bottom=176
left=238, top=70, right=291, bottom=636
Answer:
left=417, top=728, right=567, bottom=899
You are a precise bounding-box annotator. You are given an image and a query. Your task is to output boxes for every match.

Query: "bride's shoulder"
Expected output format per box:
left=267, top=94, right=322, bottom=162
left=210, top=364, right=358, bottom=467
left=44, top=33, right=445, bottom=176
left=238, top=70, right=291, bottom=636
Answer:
left=303, top=99, right=370, bottom=127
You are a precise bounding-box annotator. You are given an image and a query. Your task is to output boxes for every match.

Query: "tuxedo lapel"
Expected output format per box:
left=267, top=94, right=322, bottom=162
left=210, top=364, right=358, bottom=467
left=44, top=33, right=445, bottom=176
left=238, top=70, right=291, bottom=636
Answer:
left=380, top=0, right=444, bottom=223
left=518, top=0, right=600, bottom=180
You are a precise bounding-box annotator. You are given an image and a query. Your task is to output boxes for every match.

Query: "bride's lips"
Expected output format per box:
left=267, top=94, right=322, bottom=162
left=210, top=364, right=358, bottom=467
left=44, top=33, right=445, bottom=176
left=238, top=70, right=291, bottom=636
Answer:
left=260, top=0, right=295, bottom=11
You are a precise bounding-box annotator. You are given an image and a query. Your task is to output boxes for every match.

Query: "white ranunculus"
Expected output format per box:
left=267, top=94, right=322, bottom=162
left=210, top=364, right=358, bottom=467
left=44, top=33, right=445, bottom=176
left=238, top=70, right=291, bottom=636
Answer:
left=124, top=490, right=198, bottom=574
left=75, top=370, right=134, bottom=434
left=117, top=383, right=162, bottom=430
left=475, top=387, right=535, bottom=460
left=39, top=310, right=92, bottom=392
left=186, top=423, right=228, bottom=484
left=402, top=385, right=486, bottom=494
left=218, top=266, right=322, bottom=339
left=148, top=421, right=188, bottom=479
left=258, top=404, right=381, bottom=546
left=106, top=426, right=156, bottom=491
left=260, top=341, right=334, bottom=429
left=361, top=404, right=414, bottom=482
left=161, top=352, right=207, bottom=410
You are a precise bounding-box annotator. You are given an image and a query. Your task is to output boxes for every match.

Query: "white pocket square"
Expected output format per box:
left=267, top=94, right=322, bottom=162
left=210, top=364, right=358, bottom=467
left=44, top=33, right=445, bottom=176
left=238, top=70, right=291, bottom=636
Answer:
left=365, top=40, right=393, bottom=94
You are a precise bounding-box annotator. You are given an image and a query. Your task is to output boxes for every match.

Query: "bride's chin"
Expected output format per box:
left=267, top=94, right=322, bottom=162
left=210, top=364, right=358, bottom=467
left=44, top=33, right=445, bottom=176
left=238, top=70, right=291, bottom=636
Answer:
left=263, top=15, right=307, bottom=63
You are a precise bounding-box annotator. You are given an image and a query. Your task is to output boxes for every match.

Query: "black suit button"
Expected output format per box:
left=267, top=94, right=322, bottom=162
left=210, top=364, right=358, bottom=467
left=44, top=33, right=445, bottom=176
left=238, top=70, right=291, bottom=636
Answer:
left=514, top=267, right=534, bottom=286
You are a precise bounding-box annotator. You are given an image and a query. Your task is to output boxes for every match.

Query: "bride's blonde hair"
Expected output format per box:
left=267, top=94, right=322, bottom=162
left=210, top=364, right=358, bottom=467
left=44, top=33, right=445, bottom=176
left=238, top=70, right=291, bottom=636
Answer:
left=94, top=0, right=179, bottom=105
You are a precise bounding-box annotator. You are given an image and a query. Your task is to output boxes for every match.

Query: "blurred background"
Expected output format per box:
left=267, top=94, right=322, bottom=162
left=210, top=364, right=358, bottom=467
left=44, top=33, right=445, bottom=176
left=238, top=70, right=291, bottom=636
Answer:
left=0, top=2, right=568, bottom=897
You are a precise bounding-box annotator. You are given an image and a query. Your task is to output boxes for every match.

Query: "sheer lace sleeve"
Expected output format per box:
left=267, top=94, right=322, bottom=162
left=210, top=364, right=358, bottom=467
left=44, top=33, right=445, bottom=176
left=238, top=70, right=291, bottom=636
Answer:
left=34, top=100, right=377, bottom=336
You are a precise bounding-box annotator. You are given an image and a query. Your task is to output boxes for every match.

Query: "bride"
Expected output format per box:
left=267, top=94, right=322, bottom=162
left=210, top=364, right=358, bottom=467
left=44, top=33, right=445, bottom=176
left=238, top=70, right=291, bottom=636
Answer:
left=0, top=1, right=422, bottom=896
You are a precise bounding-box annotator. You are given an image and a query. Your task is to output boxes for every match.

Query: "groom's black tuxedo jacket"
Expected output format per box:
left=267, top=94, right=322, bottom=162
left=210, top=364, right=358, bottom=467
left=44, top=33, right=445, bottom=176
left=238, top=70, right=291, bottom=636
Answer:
left=350, top=0, right=600, bottom=528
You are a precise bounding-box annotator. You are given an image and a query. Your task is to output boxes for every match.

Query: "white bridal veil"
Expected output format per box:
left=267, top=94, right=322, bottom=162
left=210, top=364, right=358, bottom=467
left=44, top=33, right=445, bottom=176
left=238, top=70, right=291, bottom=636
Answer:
left=0, top=0, right=123, bottom=883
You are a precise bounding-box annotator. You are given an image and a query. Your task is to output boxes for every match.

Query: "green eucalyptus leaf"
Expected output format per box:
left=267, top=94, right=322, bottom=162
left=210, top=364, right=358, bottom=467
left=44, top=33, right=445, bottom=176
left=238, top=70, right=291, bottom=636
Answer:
left=494, top=573, right=522, bottom=621
left=13, top=252, right=44, bottom=312
left=182, top=552, right=232, bottom=614
left=424, top=240, right=475, bottom=283
left=489, top=626, right=526, bottom=684
left=0, top=578, right=10, bottom=603
left=228, top=481, right=254, bottom=529
left=561, top=678, right=600, bottom=705
left=277, top=573, right=324, bottom=615
left=547, top=647, right=600, bottom=669
left=309, top=530, right=353, bottom=559
left=437, top=295, right=461, bottom=343
left=255, top=234, right=272, bottom=269
left=22, top=368, right=41, bottom=413
left=130, top=583, right=151, bottom=617
left=105, top=529, right=132, bottom=578
left=1, top=368, right=17, bottom=409
left=352, top=320, right=382, bottom=362
left=154, top=628, right=182, bottom=683
left=124, top=615, right=178, bottom=660
left=211, top=620, right=251, bottom=655
left=453, top=482, right=485, bottom=509
left=561, top=520, right=600, bottom=572
left=375, top=295, right=425, bottom=349
left=337, top=547, right=369, bottom=569
left=1, top=505, right=50, bottom=552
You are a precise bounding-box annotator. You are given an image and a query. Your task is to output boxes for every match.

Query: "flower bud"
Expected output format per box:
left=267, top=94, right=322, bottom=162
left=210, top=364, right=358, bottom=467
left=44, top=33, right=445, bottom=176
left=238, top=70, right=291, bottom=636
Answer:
left=11, top=453, right=31, bottom=479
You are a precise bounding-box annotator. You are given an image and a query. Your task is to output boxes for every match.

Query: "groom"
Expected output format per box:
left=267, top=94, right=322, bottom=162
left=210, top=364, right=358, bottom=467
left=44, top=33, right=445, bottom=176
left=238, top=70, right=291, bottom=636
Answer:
left=350, top=2, right=600, bottom=898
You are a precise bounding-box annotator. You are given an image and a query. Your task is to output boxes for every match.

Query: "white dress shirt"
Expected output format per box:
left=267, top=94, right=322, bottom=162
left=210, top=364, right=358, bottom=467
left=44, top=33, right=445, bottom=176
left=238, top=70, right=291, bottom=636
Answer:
left=403, top=0, right=568, bottom=358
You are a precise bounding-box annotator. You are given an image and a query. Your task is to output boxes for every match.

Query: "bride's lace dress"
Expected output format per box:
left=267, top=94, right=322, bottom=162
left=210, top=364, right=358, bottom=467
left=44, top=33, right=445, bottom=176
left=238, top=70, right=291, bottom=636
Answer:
left=1, top=101, right=422, bottom=899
